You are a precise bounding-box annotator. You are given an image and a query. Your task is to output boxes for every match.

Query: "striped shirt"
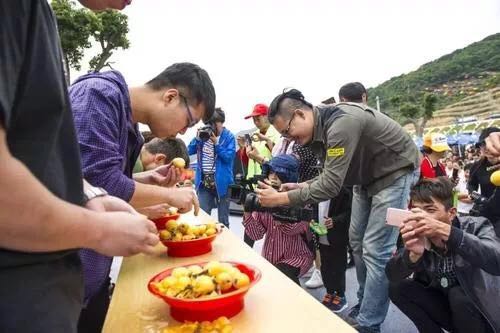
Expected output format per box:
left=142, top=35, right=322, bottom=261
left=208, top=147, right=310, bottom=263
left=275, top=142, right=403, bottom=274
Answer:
left=243, top=211, right=314, bottom=276
left=201, top=139, right=216, bottom=174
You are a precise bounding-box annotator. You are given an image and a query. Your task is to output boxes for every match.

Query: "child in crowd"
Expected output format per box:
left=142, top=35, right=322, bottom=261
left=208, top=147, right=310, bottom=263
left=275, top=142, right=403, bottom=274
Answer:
left=133, top=137, right=189, bottom=173
left=243, top=154, right=314, bottom=285
left=317, top=187, right=353, bottom=313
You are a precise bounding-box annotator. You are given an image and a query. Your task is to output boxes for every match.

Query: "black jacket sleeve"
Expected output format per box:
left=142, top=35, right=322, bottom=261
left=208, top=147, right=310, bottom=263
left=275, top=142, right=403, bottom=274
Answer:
left=0, top=1, right=30, bottom=128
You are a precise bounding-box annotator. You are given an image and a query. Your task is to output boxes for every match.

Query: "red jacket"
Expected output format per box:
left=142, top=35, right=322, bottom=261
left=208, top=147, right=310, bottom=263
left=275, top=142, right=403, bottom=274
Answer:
left=420, top=155, right=446, bottom=179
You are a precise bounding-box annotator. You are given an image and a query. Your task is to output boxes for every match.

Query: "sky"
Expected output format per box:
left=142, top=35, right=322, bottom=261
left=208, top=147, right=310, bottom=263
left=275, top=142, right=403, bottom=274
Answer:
left=72, top=0, right=500, bottom=142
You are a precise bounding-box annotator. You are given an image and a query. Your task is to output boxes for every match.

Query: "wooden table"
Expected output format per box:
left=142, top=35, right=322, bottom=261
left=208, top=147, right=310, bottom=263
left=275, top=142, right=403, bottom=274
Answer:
left=103, top=211, right=356, bottom=333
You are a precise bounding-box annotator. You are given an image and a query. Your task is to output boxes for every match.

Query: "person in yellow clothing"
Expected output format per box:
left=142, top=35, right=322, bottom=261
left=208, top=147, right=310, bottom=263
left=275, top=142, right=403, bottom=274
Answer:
left=237, top=104, right=280, bottom=180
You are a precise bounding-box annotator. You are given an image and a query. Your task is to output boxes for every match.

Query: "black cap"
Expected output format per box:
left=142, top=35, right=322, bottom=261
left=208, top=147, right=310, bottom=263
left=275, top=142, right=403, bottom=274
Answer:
left=476, top=127, right=500, bottom=148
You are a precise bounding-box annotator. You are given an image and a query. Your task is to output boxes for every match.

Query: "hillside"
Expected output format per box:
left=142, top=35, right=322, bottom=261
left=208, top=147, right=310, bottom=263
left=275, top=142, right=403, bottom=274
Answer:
left=368, top=33, right=500, bottom=116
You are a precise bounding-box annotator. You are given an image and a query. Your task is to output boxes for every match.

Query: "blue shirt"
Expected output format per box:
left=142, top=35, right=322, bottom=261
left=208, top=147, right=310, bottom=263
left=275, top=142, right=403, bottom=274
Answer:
left=69, top=70, right=143, bottom=304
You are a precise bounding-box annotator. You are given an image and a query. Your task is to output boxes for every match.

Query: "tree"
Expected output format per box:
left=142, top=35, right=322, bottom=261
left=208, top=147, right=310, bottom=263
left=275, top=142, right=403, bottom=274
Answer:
left=89, top=10, right=130, bottom=72
left=52, top=0, right=130, bottom=81
left=51, top=0, right=96, bottom=83
left=391, top=93, right=438, bottom=137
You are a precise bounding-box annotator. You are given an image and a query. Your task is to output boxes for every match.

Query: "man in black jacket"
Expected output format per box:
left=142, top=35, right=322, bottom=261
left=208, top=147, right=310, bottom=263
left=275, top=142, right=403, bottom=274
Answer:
left=386, top=177, right=500, bottom=333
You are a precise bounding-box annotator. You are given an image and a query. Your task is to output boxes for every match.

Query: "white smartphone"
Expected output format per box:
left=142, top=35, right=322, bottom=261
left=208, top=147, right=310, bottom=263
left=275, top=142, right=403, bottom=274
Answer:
left=386, top=208, right=411, bottom=227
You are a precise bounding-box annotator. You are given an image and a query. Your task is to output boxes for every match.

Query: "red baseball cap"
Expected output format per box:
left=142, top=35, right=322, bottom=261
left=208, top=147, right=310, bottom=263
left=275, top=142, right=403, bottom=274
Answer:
left=244, top=103, right=269, bottom=119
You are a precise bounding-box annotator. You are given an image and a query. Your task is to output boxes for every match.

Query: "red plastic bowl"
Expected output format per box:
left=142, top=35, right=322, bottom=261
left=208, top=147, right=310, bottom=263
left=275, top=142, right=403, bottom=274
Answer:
left=160, top=228, right=222, bottom=257
left=148, top=261, right=261, bottom=322
left=152, top=214, right=180, bottom=231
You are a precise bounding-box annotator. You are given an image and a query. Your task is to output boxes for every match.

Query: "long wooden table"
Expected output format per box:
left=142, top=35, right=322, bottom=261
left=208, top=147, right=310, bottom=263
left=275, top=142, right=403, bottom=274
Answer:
left=103, top=211, right=356, bottom=333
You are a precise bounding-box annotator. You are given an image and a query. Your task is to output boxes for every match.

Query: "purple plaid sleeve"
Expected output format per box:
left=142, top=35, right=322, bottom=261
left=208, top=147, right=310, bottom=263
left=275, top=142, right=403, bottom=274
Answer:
left=71, top=80, right=135, bottom=201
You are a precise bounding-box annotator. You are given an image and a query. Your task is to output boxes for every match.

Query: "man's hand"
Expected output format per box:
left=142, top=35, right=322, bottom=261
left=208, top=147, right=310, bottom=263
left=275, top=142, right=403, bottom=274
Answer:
left=485, top=132, right=500, bottom=157
left=324, top=217, right=334, bottom=229
left=136, top=203, right=171, bottom=219
left=246, top=145, right=261, bottom=161
left=86, top=194, right=137, bottom=214
left=166, top=187, right=200, bottom=215
left=403, top=208, right=451, bottom=246
left=254, top=132, right=268, bottom=142
left=280, top=183, right=304, bottom=191
left=149, top=163, right=182, bottom=187
left=400, top=221, right=425, bottom=263
left=92, top=212, right=159, bottom=257
left=255, top=181, right=289, bottom=207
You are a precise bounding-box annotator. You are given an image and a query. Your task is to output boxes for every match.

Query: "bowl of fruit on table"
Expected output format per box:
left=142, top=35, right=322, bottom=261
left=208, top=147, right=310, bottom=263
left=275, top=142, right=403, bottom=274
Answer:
left=159, top=221, right=221, bottom=257
left=152, top=207, right=181, bottom=231
left=148, top=261, right=261, bottom=322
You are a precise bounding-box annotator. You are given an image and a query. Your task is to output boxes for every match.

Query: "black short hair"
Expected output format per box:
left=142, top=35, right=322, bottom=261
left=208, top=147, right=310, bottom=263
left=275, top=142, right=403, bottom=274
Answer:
left=210, top=107, right=225, bottom=123
left=464, top=163, right=473, bottom=172
left=144, top=138, right=190, bottom=166
left=146, top=62, right=216, bottom=122
left=410, top=177, right=454, bottom=210
left=268, top=88, right=313, bottom=123
left=338, top=82, right=367, bottom=103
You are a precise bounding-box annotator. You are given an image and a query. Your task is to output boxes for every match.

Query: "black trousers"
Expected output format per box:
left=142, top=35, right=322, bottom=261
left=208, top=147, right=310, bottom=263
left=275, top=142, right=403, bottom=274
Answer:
left=318, top=219, right=350, bottom=296
left=389, top=279, right=492, bottom=333
left=276, top=263, right=301, bottom=286
left=77, top=278, right=111, bottom=333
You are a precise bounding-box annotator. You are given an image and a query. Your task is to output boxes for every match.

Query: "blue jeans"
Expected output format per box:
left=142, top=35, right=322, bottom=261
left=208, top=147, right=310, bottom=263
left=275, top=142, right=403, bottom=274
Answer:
left=198, top=185, right=230, bottom=227
left=349, top=169, right=419, bottom=330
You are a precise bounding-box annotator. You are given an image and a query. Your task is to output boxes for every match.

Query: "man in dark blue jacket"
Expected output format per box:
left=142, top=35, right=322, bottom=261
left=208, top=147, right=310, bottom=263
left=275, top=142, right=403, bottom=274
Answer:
left=189, top=108, right=236, bottom=227
left=386, top=177, right=500, bottom=333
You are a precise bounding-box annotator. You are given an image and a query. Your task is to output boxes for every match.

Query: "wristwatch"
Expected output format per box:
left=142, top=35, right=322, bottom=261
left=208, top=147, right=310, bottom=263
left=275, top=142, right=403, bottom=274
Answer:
left=83, top=187, right=108, bottom=204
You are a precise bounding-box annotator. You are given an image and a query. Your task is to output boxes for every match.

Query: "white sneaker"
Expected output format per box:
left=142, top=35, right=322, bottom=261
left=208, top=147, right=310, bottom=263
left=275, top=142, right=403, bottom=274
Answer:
left=305, top=269, right=323, bottom=288
left=302, top=265, right=315, bottom=279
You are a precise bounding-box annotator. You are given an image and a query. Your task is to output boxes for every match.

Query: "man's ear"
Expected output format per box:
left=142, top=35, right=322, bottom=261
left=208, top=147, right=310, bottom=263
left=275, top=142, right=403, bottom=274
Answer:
left=154, top=153, right=166, bottom=164
left=295, top=109, right=307, bottom=119
left=162, top=88, right=180, bottom=106
left=448, top=206, right=457, bottom=220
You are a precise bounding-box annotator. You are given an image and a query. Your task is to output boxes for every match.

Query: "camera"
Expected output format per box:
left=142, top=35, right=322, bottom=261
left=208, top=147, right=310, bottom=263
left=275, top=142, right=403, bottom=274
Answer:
left=228, top=174, right=313, bottom=223
left=198, top=123, right=216, bottom=141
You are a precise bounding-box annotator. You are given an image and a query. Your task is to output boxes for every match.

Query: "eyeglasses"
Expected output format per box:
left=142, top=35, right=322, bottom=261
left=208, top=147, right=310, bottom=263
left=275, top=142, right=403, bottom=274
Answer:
left=281, top=111, right=297, bottom=138
left=180, top=94, right=198, bottom=128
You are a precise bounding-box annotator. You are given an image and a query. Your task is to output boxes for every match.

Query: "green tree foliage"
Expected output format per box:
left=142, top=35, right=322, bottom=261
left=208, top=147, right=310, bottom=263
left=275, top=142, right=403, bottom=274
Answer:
left=89, top=10, right=130, bottom=72
left=52, top=0, right=130, bottom=81
left=51, top=0, right=97, bottom=83
left=368, top=33, right=500, bottom=116
left=391, top=93, right=438, bottom=137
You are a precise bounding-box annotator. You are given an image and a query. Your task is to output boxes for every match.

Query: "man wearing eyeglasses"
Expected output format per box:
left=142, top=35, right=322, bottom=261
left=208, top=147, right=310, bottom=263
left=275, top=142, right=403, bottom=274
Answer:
left=256, top=88, right=420, bottom=333
left=68, top=63, right=215, bottom=332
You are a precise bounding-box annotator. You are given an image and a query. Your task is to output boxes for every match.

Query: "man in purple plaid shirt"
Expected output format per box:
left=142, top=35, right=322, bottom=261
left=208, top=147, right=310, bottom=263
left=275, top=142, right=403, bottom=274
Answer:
left=69, top=63, right=215, bottom=332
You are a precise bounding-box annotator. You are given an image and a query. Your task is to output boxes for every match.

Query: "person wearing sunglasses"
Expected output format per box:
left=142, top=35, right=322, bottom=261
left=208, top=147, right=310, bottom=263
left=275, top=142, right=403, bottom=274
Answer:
left=68, top=62, right=215, bottom=332
left=256, top=87, right=420, bottom=333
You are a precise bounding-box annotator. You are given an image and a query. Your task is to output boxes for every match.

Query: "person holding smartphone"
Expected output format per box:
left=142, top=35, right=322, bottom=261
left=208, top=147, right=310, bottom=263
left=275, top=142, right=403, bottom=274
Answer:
left=386, top=177, right=500, bottom=333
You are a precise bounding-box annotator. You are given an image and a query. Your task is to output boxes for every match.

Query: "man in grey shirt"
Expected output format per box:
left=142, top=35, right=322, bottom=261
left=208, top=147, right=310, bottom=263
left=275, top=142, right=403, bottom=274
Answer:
left=256, top=88, right=420, bottom=332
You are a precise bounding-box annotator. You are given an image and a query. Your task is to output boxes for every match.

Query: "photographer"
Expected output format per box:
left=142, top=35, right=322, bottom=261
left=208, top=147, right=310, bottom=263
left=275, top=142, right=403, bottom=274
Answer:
left=256, top=88, right=420, bottom=332
left=386, top=177, right=500, bottom=333
left=469, top=127, right=500, bottom=199
left=188, top=108, right=236, bottom=227
left=237, top=104, right=279, bottom=180
left=243, top=154, right=314, bottom=285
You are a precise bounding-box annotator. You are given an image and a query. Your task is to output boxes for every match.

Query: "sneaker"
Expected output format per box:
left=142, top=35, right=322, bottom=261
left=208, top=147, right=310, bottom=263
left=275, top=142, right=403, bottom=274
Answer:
left=302, top=265, right=315, bottom=279
left=330, top=293, right=348, bottom=313
left=305, top=269, right=323, bottom=288
left=348, top=303, right=361, bottom=319
left=321, top=293, right=334, bottom=307
left=343, top=315, right=360, bottom=329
